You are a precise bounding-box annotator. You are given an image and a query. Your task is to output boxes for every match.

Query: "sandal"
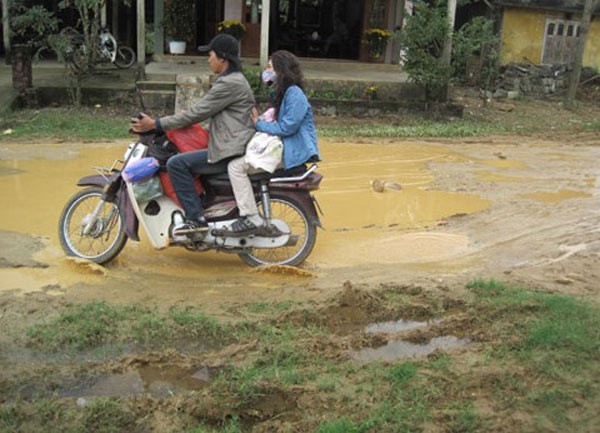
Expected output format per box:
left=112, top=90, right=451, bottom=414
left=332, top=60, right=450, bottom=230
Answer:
left=223, top=216, right=260, bottom=238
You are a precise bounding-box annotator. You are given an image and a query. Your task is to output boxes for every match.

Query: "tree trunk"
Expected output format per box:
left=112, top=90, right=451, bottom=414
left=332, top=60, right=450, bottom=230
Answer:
left=565, top=0, right=597, bottom=109
left=11, top=44, right=33, bottom=90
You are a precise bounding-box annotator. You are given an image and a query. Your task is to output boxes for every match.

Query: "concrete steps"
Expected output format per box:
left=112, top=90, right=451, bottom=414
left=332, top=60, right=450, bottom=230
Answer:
left=136, top=79, right=176, bottom=110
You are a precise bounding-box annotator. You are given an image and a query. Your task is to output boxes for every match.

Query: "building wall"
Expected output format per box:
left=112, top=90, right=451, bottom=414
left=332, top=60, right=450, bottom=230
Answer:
left=224, top=0, right=242, bottom=21
left=501, top=7, right=600, bottom=69
left=500, top=8, right=547, bottom=65
left=584, top=19, right=600, bottom=69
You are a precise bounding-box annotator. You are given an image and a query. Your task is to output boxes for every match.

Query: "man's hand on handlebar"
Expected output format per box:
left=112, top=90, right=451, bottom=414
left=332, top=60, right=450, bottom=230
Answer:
left=130, top=113, right=155, bottom=133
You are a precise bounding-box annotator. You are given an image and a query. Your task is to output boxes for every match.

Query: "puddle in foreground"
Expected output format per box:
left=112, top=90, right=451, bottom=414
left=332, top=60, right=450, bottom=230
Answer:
left=365, top=318, right=442, bottom=334
left=63, top=365, right=218, bottom=399
left=351, top=336, right=471, bottom=364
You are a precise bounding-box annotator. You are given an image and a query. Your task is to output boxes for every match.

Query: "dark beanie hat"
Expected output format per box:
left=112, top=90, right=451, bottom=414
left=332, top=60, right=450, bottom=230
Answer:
left=197, top=33, right=239, bottom=59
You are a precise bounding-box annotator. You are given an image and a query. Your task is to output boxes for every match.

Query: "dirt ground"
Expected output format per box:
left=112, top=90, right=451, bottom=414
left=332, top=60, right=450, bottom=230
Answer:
left=0, top=95, right=599, bottom=431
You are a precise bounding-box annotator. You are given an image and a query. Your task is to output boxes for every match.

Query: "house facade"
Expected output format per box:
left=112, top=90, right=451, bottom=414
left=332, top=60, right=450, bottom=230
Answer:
left=161, top=0, right=406, bottom=63
left=500, top=0, right=600, bottom=69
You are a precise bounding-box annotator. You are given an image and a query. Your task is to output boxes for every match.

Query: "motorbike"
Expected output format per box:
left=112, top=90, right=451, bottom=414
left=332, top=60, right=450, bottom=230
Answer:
left=62, top=26, right=136, bottom=69
left=58, top=131, right=323, bottom=267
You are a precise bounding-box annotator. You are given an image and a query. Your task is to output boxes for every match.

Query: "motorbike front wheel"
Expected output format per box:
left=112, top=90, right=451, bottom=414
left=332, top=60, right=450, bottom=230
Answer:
left=58, top=187, right=127, bottom=264
left=238, top=195, right=317, bottom=267
left=114, top=46, right=136, bottom=69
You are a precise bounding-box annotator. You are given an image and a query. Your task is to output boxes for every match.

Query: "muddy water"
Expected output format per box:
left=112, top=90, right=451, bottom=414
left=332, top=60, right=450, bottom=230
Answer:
left=350, top=335, right=471, bottom=364
left=0, top=139, right=491, bottom=294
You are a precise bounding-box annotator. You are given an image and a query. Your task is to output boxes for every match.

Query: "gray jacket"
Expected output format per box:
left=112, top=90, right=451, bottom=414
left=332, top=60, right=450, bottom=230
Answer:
left=158, top=71, right=256, bottom=163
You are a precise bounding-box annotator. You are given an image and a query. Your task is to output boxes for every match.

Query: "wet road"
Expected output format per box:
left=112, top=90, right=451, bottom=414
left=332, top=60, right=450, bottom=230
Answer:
left=0, top=138, right=491, bottom=295
left=5, top=134, right=598, bottom=305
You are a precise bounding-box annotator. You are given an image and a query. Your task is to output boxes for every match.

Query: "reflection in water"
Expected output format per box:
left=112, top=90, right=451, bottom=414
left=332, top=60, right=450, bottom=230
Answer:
left=0, top=139, right=492, bottom=291
left=365, top=318, right=441, bottom=334
left=63, top=365, right=212, bottom=399
left=351, top=336, right=471, bottom=364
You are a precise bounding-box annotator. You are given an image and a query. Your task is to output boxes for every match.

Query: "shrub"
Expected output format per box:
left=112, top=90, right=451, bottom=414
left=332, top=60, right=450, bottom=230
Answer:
left=398, top=0, right=453, bottom=104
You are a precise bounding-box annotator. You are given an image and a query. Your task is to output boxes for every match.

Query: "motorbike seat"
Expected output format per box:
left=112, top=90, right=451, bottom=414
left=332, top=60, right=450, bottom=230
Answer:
left=205, top=164, right=308, bottom=183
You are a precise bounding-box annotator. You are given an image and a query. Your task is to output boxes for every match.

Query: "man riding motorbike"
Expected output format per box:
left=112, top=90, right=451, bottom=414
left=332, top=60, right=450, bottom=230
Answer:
left=130, top=33, right=255, bottom=238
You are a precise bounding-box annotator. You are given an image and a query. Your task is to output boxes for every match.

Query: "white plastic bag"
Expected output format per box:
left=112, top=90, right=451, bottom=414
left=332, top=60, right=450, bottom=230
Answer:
left=244, top=132, right=283, bottom=173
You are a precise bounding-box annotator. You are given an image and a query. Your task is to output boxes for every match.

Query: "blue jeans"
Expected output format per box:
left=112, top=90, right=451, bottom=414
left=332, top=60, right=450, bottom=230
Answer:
left=166, top=150, right=228, bottom=221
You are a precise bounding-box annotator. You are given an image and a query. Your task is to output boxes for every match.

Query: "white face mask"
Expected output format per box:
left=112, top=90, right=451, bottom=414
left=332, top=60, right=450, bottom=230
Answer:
left=261, top=69, right=276, bottom=86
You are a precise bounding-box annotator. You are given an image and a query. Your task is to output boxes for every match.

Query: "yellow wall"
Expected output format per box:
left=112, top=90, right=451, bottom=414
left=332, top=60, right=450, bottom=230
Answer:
left=501, top=8, right=600, bottom=70
left=584, top=19, right=600, bottom=69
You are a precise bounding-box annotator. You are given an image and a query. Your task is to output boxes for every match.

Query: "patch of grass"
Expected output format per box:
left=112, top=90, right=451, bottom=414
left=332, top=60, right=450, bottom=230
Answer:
left=245, top=300, right=296, bottom=314
left=25, top=301, right=229, bottom=352
left=0, top=404, right=23, bottom=432
left=467, top=278, right=600, bottom=431
left=79, top=398, right=135, bottom=433
left=319, top=119, right=510, bottom=138
left=387, top=362, right=418, bottom=386
left=0, top=108, right=131, bottom=141
left=167, top=306, right=225, bottom=338
left=316, top=417, right=361, bottom=433
left=26, top=301, right=123, bottom=351
left=446, top=402, right=481, bottom=433
left=189, top=416, right=242, bottom=433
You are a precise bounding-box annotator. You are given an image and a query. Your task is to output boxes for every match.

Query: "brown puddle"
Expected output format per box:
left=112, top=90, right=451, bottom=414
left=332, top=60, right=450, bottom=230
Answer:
left=64, top=364, right=215, bottom=399
left=519, top=189, right=592, bottom=202
left=0, top=139, right=492, bottom=292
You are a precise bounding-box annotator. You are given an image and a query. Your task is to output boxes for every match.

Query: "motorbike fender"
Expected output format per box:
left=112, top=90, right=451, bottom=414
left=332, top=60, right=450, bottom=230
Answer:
left=271, top=189, right=322, bottom=228
left=76, top=174, right=140, bottom=241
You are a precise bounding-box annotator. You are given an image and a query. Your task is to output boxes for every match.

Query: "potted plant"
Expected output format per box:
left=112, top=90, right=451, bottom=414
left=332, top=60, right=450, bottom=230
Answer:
left=8, top=0, right=59, bottom=90
left=363, top=27, right=392, bottom=60
left=217, top=20, right=246, bottom=41
left=163, top=0, right=196, bottom=54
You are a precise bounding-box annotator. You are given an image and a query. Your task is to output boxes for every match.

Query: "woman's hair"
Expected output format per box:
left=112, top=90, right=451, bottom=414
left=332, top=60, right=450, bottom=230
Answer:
left=271, top=50, right=304, bottom=116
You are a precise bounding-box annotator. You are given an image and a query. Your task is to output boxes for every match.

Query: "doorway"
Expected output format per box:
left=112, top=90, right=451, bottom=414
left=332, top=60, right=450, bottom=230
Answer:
left=275, top=0, right=364, bottom=59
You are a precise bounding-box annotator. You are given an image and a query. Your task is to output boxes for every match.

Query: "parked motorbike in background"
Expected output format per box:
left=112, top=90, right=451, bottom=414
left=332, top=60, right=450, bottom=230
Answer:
left=62, top=26, right=136, bottom=69
left=58, top=128, right=323, bottom=267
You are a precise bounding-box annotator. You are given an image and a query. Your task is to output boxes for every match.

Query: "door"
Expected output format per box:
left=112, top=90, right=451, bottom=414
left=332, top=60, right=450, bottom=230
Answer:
left=242, top=0, right=262, bottom=57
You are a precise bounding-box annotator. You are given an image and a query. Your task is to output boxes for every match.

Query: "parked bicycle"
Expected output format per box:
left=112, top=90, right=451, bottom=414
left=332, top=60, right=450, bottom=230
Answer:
left=62, top=26, right=136, bottom=70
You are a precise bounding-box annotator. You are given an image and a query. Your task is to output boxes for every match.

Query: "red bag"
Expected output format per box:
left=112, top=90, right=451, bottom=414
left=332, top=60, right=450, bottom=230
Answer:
left=166, top=124, right=209, bottom=153
left=161, top=124, right=208, bottom=206
left=159, top=171, right=203, bottom=207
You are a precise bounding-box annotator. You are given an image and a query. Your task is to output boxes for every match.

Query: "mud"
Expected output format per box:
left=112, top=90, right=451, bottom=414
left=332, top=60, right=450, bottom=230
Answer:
left=1, top=133, right=599, bottom=301
left=1, top=131, right=599, bottom=430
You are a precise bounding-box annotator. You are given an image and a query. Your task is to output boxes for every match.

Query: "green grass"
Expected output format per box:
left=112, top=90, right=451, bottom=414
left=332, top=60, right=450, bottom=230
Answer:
left=318, top=119, right=511, bottom=138
left=25, top=301, right=230, bottom=352
left=4, top=281, right=600, bottom=432
left=467, top=278, right=600, bottom=430
left=0, top=108, right=131, bottom=141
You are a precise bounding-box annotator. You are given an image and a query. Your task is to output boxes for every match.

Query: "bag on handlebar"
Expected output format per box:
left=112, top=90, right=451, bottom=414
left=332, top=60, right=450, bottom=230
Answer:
left=166, top=124, right=209, bottom=153
left=147, top=124, right=209, bottom=167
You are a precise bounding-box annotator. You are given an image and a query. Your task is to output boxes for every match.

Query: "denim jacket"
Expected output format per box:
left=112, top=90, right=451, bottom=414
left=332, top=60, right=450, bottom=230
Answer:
left=255, top=85, right=320, bottom=169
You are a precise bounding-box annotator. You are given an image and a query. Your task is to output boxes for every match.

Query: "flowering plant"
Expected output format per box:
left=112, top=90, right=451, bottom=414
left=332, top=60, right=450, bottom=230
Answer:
left=363, top=85, right=378, bottom=100
left=363, top=28, right=392, bottom=59
left=217, top=20, right=247, bottom=40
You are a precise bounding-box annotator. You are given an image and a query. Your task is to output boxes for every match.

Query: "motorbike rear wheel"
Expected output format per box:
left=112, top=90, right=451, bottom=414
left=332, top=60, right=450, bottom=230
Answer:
left=114, top=46, right=136, bottom=69
left=58, top=187, right=127, bottom=264
left=238, top=195, right=317, bottom=267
